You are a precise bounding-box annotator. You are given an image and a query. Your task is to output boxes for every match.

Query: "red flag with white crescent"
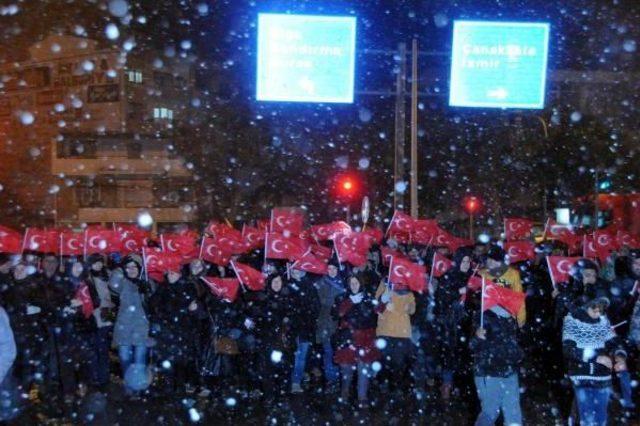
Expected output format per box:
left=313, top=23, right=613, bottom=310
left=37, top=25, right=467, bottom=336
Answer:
left=270, top=207, right=305, bottom=236
left=546, top=256, right=581, bottom=285
left=59, top=231, right=85, bottom=256
left=200, top=237, right=232, bottom=266
left=0, top=225, right=23, bottom=254
left=75, top=283, right=95, bottom=319
left=291, top=250, right=329, bottom=275
left=504, top=218, right=534, bottom=241
left=388, top=256, right=427, bottom=293
left=231, top=261, right=266, bottom=291
left=200, top=276, right=240, bottom=302
left=432, top=252, right=453, bottom=278
left=504, top=240, right=536, bottom=264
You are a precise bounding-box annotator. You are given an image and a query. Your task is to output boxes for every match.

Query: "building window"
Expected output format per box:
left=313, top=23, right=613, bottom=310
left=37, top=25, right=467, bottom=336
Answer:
left=127, top=70, right=143, bottom=83
left=153, top=107, right=174, bottom=121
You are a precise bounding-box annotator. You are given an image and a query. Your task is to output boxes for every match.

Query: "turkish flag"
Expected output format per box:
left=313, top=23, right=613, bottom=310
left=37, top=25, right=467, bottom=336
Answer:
left=23, top=228, right=58, bottom=253
left=205, top=222, right=243, bottom=241
left=583, top=232, right=616, bottom=262
left=310, top=244, right=332, bottom=262
left=0, top=225, right=23, bottom=254
left=381, top=246, right=408, bottom=266
left=616, top=230, right=640, bottom=249
left=310, top=221, right=352, bottom=241
left=200, top=237, right=232, bottom=266
left=388, top=256, right=427, bottom=293
left=75, top=284, right=95, bottom=319
left=431, top=252, right=453, bottom=278
left=546, top=256, right=581, bottom=286
left=265, top=232, right=306, bottom=261
left=200, top=276, right=240, bottom=302
left=504, top=218, right=534, bottom=241
left=143, top=247, right=183, bottom=282
left=216, top=234, right=251, bottom=256
left=291, top=249, right=328, bottom=275
left=482, top=281, right=526, bottom=318
left=231, top=261, right=265, bottom=291
left=242, top=224, right=265, bottom=250
left=160, top=234, right=198, bottom=260
left=467, top=275, right=485, bottom=292
left=413, top=219, right=438, bottom=245
left=85, top=228, right=119, bottom=254
left=361, top=227, right=384, bottom=245
left=59, top=231, right=85, bottom=256
left=387, top=211, right=416, bottom=236
left=334, top=232, right=373, bottom=267
left=544, top=219, right=582, bottom=254
left=256, top=219, right=270, bottom=233
left=116, top=225, right=148, bottom=255
left=270, top=207, right=305, bottom=236
left=504, top=240, right=536, bottom=264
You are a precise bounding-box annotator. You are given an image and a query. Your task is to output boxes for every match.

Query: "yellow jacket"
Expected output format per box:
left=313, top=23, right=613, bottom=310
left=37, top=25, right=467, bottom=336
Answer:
left=480, top=267, right=526, bottom=327
left=375, top=282, right=416, bottom=339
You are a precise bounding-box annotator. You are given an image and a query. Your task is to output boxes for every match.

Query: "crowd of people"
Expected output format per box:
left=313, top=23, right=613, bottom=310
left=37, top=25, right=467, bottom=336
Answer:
left=0, top=224, right=639, bottom=425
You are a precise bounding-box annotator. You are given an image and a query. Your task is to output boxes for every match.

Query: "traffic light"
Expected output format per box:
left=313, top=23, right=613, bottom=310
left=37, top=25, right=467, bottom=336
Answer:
left=598, top=178, right=612, bottom=191
left=463, top=195, right=481, bottom=215
left=333, top=172, right=362, bottom=202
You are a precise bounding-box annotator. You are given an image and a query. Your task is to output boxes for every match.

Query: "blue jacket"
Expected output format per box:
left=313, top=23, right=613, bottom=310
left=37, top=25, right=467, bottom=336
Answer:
left=0, top=307, right=16, bottom=384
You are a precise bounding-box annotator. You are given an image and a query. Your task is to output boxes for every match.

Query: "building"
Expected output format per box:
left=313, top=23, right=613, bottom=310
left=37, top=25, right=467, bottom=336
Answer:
left=0, top=34, right=196, bottom=230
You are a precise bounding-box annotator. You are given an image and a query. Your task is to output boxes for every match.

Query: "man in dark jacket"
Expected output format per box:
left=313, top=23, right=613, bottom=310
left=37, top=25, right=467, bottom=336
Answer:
left=288, top=267, right=320, bottom=393
left=470, top=306, right=523, bottom=426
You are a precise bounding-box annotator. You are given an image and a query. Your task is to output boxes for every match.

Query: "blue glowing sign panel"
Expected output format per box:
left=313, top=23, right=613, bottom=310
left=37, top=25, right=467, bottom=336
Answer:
left=449, top=21, right=550, bottom=109
left=257, top=13, right=356, bottom=103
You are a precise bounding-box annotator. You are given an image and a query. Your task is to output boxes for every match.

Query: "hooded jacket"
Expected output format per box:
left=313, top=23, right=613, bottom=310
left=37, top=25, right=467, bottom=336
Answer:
left=469, top=309, right=523, bottom=377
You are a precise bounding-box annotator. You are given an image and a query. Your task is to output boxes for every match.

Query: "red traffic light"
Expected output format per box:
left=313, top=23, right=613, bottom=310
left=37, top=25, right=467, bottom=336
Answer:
left=463, top=196, right=481, bottom=214
left=333, top=173, right=361, bottom=201
left=342, top=179, right=353, bottom=191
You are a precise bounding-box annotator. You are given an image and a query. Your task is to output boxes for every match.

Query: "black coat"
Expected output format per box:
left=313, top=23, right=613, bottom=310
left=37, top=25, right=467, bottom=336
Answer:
left=469, top=310, right=523, bottom=377
left=434, top=268, right=470, bottom=371
left=252, top=288, right=290, bottom=350
left=288, top=279, right=320, bottom=342
left=148, top=278, right=200, bottom=362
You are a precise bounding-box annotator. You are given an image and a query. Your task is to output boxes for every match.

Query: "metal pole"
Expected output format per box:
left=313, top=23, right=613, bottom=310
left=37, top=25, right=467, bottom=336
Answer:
left=410, top=39, right=419, bottom=219
left=469, top=213, right=474, bottom=241
left=393, top=43, right=407, bottom=212
left=594, top=169, right=599, bottom=232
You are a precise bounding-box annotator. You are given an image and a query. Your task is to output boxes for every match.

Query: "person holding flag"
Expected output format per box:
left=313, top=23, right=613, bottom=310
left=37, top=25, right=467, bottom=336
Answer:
left=479, top=245, right=526, bottom=327
left=433, top=247, right=473, bottom=401
left=470, top=273, right=525, bottom=426
left=375, top=268, right=416, bottom=400
left=109, top=254, right=155, bottom=397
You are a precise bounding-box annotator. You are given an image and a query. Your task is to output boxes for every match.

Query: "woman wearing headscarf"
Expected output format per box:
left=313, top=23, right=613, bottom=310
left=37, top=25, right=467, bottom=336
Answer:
left=109, top=254, right=155, bottom=396
left=331, top=274, right=380, bottom=405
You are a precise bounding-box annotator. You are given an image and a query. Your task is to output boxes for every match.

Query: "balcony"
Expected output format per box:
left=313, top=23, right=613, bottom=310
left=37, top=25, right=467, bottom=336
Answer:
left=52, top=134, right=190, bottom=177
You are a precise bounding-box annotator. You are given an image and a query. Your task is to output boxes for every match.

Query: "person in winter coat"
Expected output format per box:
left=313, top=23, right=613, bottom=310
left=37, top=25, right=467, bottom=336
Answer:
left=314, top=263, right=345, bottom=393
left=289, top=267, right=320, bottom=394
left=375, top=278, right=416, bottom=393
left=84, top=254, right=115, bottom=390
left=253, top=274, right=291, bottom=403
left=109, top=255, right=155, bottom=394
left=470, top=305, right=524, bottom=426
left=0, top=305, right=18, bottom=422
left=562, top=297, right=628, bottom=425
left=331, top=274, right=380, bottom=404
left=434, top=247, right=473, bottom=400
left=3, top=262, right=48, bottom=397
left=148, top=266, right=200, bottom=395
left=480, top=245, right=526, bottom=327
left=608, top=250, right=640, bottom=334
left=554, top=259, right=610, bottom=327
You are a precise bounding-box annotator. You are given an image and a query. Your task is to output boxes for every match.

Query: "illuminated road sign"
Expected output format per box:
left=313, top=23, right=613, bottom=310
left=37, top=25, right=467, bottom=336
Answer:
left=449, top=21, right=550, bottom=109
left=257, top=13, right=357, bottom=103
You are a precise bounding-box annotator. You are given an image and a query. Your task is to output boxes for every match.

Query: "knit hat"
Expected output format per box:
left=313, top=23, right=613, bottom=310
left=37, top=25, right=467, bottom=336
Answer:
left=584, top=296, right=610, bottom=310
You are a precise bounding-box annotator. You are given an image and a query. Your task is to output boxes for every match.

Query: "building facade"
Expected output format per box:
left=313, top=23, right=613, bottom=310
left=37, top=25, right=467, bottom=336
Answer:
left=0, top=34, right=196, bottom=229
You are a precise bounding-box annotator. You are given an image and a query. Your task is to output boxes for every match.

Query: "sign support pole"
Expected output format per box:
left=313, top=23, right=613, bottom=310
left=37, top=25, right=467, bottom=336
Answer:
left=410, top=39, right=419, bottom=219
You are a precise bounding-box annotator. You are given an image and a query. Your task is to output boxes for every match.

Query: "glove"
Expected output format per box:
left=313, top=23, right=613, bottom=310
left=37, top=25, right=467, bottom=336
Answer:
left=349, top=293, right=364, bottom=304
left=26, top=305, right=41, bottom=315
left=380, top=290, right=391, bottom=304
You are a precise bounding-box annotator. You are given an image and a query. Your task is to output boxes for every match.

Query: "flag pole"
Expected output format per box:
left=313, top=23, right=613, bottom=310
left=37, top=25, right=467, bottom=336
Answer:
left=141, top=247, right=148, bottom=281
left=198, top=235, right=205, bottom=259
left=385, top=211, right=397, bottom=239
left=480, top=276, right=486, bottom=329
left=21, top=227, right=29, bottom=255
left=541, top=218, right=550, bottom=241
left=83, top=229, right=88, bottom=261
left=59, top=234, right=63, bottom=265
left=333, top=239, right=342, bottom=270
left=545, top=256, right=557, bottom=290
left=230, top=260, right=247, bottom=292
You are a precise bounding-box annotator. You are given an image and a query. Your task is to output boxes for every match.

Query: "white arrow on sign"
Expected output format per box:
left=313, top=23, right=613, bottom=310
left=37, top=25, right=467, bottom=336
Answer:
left=487, top=88, right=508, bottom=100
